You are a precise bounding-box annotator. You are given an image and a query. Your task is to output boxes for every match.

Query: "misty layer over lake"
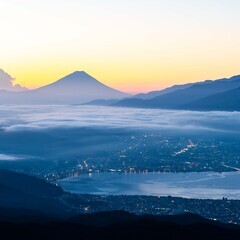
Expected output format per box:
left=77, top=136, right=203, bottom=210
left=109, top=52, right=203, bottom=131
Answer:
left=0, top=105, right=240, bottom=133
left=0, top=105, right=239, bottom=182
left=58, top=172, right=240, bottom=200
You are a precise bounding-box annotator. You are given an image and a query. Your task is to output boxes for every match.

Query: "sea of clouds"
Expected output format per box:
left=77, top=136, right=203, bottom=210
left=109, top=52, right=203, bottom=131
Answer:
left=0, top=105, right=239, bottom=133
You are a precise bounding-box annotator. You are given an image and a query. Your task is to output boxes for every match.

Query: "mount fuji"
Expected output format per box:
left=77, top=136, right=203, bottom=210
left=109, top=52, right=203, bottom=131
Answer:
left=0, top=71, right=130, bottom=104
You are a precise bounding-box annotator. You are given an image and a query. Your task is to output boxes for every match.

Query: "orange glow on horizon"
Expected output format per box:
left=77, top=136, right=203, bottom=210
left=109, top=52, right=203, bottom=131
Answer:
left=1, top=1, right=240, bottom=94
left=6, top=62, right=240, bottom=94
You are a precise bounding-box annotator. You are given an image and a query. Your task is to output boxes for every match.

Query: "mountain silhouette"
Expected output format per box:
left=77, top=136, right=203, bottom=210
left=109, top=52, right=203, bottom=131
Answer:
left=0, top=71, right=130, bottom=104
left=183, top=87, right=240, bottom=111
left=133, top=83, right=193, bottom=99
left=114, top=75, right=240, bottom=111
left=0, top=170, right=240, bottom=239
left=0, top=169, right=69, bottom=217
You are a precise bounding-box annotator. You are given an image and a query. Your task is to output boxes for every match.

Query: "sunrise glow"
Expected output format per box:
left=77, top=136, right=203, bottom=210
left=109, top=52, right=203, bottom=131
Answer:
left=1, top=0, right=240, bottom=93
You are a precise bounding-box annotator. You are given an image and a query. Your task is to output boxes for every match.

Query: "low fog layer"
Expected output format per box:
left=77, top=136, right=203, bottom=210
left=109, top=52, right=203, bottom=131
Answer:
left=0, top=105, right=240, bottom=133
left=0, top=105, right=239, bottom=178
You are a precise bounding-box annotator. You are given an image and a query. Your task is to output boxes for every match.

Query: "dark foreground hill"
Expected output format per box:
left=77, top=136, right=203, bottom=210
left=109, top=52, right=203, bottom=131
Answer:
left=0, top=211, right=240, bottom=240
left=0, top=169, right=70, bottom=218
left=0, top=170, right=240, bottom=239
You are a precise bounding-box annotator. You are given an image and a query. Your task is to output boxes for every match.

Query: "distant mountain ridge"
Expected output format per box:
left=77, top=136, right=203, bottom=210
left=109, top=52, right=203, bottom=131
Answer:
left=0, top=71, right=130, bottom=104
left=183, top=86, right=240, bottom=111
left=82, top=98, right=119, bottom=106
left=114, top=75, right=240, bottom=111
left=133, top=83, right=194, bottom=99
left=1, top=71, right=240, bottom=111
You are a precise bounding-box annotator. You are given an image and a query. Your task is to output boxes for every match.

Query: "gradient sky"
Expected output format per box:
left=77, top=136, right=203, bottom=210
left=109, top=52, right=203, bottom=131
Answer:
left=1, top=0, right=240, bottom=93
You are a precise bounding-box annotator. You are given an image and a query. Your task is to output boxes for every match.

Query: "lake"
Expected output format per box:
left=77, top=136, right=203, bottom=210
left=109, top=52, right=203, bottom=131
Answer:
left=58, top=171, right=240, bottom=199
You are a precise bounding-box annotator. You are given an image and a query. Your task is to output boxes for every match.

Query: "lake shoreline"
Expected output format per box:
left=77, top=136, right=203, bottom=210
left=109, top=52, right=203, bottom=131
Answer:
left=58, top=171, right=240, bottom=200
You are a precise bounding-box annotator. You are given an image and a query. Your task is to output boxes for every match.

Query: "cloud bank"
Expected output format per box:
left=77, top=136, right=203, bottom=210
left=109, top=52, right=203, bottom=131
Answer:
left=0, top=105, right=239, bottom=134
left=0, top=69, right=27, bottom=92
